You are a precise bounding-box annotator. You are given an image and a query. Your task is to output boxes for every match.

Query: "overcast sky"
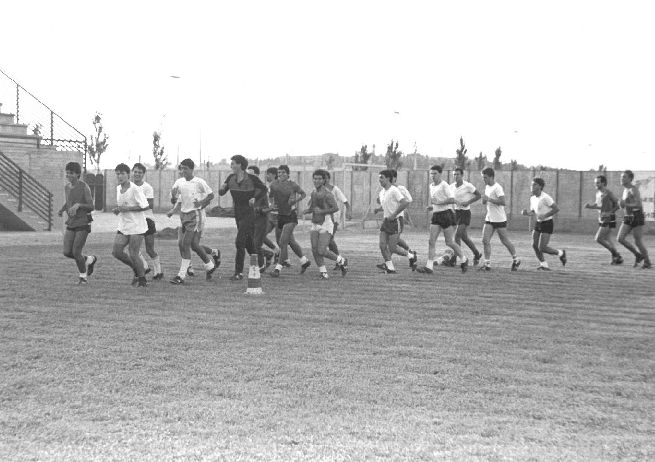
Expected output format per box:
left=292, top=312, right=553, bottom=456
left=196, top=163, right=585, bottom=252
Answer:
left=2, top=0, right=654, bottom=170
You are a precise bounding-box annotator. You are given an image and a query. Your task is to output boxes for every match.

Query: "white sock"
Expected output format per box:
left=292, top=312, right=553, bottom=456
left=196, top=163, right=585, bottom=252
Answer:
left=336, top=255, right=344, bottom=265
left=211, top=248, right=219, bottom=257
left=484, top=259, right=491, bottom=266
left=541, top=261, right=549, bottom=268
left=140, top=253, right=149, bottom=271
left=557, top=250, right=563, bottom=257
left=299, top=256, right=309, bottom=265
left=85, top=256, right=94, bottom=266
left=178, top=259, right=191, bottom=278
left=319, top=265, right=327, bottom=272
left=275, top=263, right=283, bottom=271
left=385, top=260, right=395, bottom=271
left=426, top=259, right=434, bottom=267
left=153, top=256, right=161, bottom=274
left=79, top=272, right=87, bottom=278
left=204, top=260, right=215, bottom=271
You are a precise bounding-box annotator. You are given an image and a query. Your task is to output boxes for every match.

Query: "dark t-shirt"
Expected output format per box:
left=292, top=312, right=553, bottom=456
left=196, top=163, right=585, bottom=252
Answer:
left=64, top=180, right=93, bottom=228
left=223, top=173, right=267, bottom=219
left=269, top=180, right=303, bottom=216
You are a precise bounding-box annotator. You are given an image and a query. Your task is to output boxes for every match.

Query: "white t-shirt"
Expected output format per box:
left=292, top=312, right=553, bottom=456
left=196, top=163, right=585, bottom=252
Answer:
left=134, top=181, right=155, bottom=219
left=395, top=184, right=412, bottom=218
left=379, top=185, right=404, bottom=219
left=116, top=182, right=148, bottom=235
left=328, top=184, right=348, bottom=223
left=429, top=181, right=454, bottom=213
left=484, top=183, right=507, bottom=222
left=172, top=176, right=213, bottom=213
left=530, top=192, right=554, bottom=222
left=451, top=181, right=477, bottom=211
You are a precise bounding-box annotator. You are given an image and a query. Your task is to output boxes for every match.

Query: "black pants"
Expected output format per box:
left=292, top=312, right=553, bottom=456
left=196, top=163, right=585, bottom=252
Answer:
left=254, top=214, right=274, bottom=267
left=235, top=214, right=256, bottom=274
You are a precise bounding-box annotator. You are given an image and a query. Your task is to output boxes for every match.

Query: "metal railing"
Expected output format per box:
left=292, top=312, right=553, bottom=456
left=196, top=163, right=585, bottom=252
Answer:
left=0, top=151, right=53, bottom=230
left=0, top=67, right=88, bottom=171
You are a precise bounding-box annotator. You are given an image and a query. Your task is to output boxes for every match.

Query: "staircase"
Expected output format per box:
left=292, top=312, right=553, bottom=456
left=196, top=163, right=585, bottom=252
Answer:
left=0, top=150, right=53, bottom=231
left=0, top=68, right=87, bottom=231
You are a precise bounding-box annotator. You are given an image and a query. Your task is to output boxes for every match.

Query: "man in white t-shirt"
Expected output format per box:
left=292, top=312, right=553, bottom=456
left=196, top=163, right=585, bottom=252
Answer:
left=111, top=163, right=149, bottom=287
left=480, top=167, right=520, bottom=271
left=132, top=163, right=163, bottom=279
left=166, top=158, right=217, bottom=284
left=373, top=169, right=416, bottom=273
left=325, top=171, right=352, bottom=270
left=521, top=177, right=566, bottom=270
left=416, top=165, right=468, bottom=274
left=451, top=167, right=482, bottom=265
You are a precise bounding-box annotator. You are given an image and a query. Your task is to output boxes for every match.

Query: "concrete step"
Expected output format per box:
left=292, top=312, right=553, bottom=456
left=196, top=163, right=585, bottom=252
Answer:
left=0, top=122, right=30, bottom=136
left=0, top=188, right=52, bottom=231
left=0, top=112, right=16, bottom=124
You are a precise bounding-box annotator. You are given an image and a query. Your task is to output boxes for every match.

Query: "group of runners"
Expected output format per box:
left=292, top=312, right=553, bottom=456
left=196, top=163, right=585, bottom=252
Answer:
left=58, top=159, right=652, bottom=286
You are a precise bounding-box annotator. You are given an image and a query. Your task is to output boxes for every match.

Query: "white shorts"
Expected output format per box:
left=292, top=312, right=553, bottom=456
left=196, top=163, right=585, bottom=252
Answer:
left=311, top=215, right=334, bottom=234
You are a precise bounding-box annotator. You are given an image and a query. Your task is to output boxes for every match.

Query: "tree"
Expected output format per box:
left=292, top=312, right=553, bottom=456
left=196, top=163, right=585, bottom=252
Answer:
left=152, top=131, right=169, bottom=170
left=325, top=154, right=336, bottom=170
left=385, top=139, right=403, bottom=170
left=476, top=152, right=487, bottom=171
left=354, top=144, right=371, bottom=171
left=493, top=146, right=502, bottom=170
left=455, top=136, right=468, bottom=170
left=598, top=164, right=608, bottom=174
left=88, top=113, right=109, bottom=173
left=510, top=159, right=519, bottom=171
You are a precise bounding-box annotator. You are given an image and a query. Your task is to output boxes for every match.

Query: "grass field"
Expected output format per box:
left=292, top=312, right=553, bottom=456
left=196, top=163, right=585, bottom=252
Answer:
left=1, top=227, right=654, bottom=461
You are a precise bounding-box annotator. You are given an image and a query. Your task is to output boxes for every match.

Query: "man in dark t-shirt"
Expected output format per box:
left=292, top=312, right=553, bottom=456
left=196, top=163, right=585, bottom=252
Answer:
left=58, top=161, right=97, bottom=284
left=268, top=164, right=310, bottom=277
left=219, top=155, right=268, bottom=280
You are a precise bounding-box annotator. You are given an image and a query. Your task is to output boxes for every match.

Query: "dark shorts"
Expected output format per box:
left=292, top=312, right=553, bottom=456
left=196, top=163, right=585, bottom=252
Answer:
left=380, top=217, right=399, bottom=235
left=144, top=218, right=157, bottom=236
left=431, top=210, right=456, bottom=229
left=277, top=212, right=298, bottom=229
left=534, top=220, right=554, bottom=234
left=623, top=210, right=645, bottom=227
left=485, top=221, right=507, bottom=229
left=455, top=209, right=472, bottom=227
left=66, top=225, right=91, bottom=233
left=599, top=214, right=617, bottom=228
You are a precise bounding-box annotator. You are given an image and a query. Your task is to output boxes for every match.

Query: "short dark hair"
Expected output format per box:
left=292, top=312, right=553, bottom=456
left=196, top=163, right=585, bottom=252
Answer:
left=533, top=177, right=545, bottom=189
left=180, top=158, right=194, bottom=170
left=430, top=165, right=443, bottom=173
left=313, top=169, right=328, bottom=180
left=390, top=169, right=398, bottom=179
left=379, top=169, right=394, bottom=181
left=278, top=164, right=290, bottom=175
left=132, top=162, right=146, bottom=173
left=482, top=167, right=495, bottom=178
left=454, top=167, right=464, bottom=175
left=623, top=170, right=634, bottom=181
left=115, top=163, right=130, bottom=174
left=266, top=167, right=278, bottom=178
left=325, top=171, right=332, bottom=179
left=247, top=165, right=260, bottom=175
left=231, top=155, right=248, bottom=170
left=65, top=162, right=81, bottom=175
left=596, top=175, right=607, bottom=186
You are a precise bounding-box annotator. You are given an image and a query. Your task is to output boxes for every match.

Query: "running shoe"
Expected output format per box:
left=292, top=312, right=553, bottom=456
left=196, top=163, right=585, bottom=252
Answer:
left=153, top=273, right=164, bottom=280
left=340, top=258, right=349, bottom=277
left=187, top=266, right=195, bottom=276
left=511, top=259, right=521, bottom=271
left=169, top=275, right=184, bottom=285
left=136, top=277, right=148, bottom=287
left=320, top=272, right=329, bottom=280
left=473, top=253, right=482, bottom=266
left=300, top=260, right=311, bottom=274
left=78, top=277, right=88, bottom=285
left=611, top=255, right=624, bottom=265
left=634, top=254, right=644, bottom=268
left=206, top=265, right=217, bottom=281
left=270, top=268, right=281, bottom=278
left=559, top=250, right=567, bottom=266
left=536, top=266, right=551, bottom=271
left=408, top=250, right=418, bottom=269
left=86, top=256, right=98, bottom=277
left=229, top=273, right=243, bottom=281
left=212, top=249, right=221, bottom=269
left=460, top=257, right=469, bottom=273
left=415, top=265, right=433, bottom=274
